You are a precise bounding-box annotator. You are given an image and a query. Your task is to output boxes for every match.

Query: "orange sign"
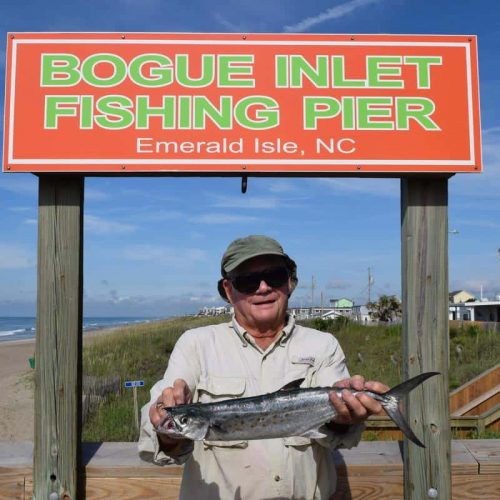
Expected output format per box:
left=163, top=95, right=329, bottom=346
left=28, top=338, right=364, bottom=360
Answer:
left=3, top=33, right=481, bottom=174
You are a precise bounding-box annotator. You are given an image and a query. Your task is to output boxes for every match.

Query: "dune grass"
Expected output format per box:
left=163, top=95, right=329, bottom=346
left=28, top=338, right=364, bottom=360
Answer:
left=303, top=318, right=500, bottom=390
left=82, top=315, right=230, bottom=442
left=82, top=315, right=499, bottom=442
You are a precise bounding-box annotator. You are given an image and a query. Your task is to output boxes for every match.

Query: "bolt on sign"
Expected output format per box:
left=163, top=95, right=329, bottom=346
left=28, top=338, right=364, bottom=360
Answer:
left=3, top=33, right=481, bottom=174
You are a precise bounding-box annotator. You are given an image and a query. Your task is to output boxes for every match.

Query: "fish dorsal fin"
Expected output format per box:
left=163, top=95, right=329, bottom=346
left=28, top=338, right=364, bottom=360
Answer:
left=280, top=378, right=305, bottom=391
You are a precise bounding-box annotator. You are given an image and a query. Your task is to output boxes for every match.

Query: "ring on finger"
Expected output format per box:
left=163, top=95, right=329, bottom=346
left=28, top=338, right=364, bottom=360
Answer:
left=155, top=401, right=165, bottom=410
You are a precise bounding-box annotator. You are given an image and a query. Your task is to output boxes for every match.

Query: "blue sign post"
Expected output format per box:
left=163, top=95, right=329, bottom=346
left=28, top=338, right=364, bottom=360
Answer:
left=124, top=380, right=144, bottom=388
left=124, top=380, right=145, bottom=429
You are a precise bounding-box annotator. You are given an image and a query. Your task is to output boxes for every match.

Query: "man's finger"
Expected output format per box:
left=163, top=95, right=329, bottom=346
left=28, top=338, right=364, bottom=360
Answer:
left=356, top=393, right=384, bottom=415
left=161, top=387, right=176, bottom=407
left=173, top=379, right=190, bottom=405
left=342, top=390, right=368, bottom=420
left=364, top=381, right=390, bottom=393
left=329, top=391, right=352, bottom=424
left=149, top=402, right=166, bottom=427
left=349, top=375, right=365, bottom=391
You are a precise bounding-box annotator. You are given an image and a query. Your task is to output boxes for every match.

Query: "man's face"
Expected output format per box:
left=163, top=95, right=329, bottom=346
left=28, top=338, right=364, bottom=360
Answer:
left=222, top=255, right=291, bottom=333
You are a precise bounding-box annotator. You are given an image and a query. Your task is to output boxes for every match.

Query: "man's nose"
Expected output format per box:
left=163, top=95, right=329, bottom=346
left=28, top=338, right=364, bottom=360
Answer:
left=256, top=279, right=272, bottom=292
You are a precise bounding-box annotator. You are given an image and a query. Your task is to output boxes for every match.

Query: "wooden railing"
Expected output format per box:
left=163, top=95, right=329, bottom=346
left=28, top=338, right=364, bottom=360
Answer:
left=364, top=405, right=500, bottom=440
left=364, top=364, right=500, bottom=440
left=1, top=440, right=498, bottom=499
left=450, top=363, right=499, bottom=417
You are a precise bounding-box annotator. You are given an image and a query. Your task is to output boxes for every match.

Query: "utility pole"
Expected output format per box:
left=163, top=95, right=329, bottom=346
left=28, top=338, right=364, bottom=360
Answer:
left=368, top=267, right=373, bottom=304
left=311, top=275, right=316, bottom=307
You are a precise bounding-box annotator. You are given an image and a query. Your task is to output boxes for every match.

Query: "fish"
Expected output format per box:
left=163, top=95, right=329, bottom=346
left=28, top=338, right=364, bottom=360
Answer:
left=155, top=371, right=439, bottom=448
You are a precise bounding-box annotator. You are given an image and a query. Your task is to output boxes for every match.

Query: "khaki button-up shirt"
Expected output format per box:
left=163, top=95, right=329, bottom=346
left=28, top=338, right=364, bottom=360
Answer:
left=138, top=316, right=363, bottom=499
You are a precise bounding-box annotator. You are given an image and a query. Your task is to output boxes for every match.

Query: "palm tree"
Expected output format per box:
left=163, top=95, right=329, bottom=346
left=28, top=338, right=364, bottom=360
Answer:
left=367, top=295, right=402, bottom=322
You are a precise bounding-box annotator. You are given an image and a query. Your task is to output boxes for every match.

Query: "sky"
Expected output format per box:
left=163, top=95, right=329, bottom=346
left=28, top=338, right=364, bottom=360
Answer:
left=0, top=0, right=499, bottom=317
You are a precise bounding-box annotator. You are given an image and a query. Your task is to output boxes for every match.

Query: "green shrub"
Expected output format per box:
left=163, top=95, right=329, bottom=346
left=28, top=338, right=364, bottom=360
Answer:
left=82, top=315, right=499, bottom=442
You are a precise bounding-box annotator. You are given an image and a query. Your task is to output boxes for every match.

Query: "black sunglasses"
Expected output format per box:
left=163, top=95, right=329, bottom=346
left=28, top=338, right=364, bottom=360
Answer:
left=229, top=267, right=289, bottom=294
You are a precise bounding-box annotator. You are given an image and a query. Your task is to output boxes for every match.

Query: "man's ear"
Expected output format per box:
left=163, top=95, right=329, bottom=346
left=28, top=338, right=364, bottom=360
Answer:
left=286, top=276, right=293, bottom=298
left=222, top=279, right=235, bottom=304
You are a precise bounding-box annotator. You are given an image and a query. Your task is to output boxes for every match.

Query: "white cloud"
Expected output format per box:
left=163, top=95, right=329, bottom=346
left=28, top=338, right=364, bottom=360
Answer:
left=453, top=279, right=496, bottom=297
left=325, top=279, right=352, bottom=290
left=482, top=128, right=500, bottom=162
left=85, top=189, right=110, bottom=202
left=450, top=129, right=500, bottom=197
left=214, top=13, right=244, bottom=32
left=210, top=194, right=280, bottom=209
left=143, top=209, right=185, bottom=221
left=483, top=126, right=500, bottom=137
left=7, top=207, right=32, bottom=213
left=284, top=0, right=382, bottom=32
left=459, top=218, right=500, bottom=229
left=0, top=244, right=34, bottom=269
left=84, top=214, right=136, bottom=234
left=318, top=178, right=399, bottom=197
left=191, top=213, right=259, bottom=224
left=0, top=175, right=38, bottom=196
left=82, top=290, right=224, bottom=316
left=266, top=180, right=300, bottom=194
left=122, top=244, right=206, bottom=263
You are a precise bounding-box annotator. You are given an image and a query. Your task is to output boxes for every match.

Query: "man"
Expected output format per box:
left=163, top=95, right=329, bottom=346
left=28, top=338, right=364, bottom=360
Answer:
left=139, top=235, right=388, bottom=499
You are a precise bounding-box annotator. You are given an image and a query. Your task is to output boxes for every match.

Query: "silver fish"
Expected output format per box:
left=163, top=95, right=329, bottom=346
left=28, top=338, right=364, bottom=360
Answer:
left=155, top=371, right=439, bottom=448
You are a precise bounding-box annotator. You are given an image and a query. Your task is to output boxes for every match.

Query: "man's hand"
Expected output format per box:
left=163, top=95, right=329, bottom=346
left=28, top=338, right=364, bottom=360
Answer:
left=329, top=375, right=390, bottom=426
left=150, top=378, right=193, bottom=448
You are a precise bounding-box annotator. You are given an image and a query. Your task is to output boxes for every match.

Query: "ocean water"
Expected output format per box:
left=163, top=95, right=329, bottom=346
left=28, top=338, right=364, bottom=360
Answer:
left=0, top=316, right=159, bottom=343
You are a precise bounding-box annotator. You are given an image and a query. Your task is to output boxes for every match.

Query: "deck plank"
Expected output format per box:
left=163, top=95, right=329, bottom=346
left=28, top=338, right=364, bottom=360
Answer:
left=461, top=439, right=500, bottom=474
left=1, top=440, right=499, bottom=498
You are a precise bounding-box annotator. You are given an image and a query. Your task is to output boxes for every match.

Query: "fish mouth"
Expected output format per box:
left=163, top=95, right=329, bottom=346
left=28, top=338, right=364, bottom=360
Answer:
left=156, top=412, right=182, bottom=436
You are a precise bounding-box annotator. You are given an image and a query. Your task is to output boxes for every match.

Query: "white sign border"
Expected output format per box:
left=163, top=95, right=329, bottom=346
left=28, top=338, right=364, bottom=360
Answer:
left=7, top=37, right=478, bottom=170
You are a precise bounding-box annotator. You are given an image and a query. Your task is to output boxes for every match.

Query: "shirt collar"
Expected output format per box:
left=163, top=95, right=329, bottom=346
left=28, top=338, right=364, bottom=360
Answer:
left=230, top=314, right=296, bottom=348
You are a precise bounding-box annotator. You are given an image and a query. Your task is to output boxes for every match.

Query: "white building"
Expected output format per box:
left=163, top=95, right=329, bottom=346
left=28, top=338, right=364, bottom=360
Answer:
left=198, top=305, right=232, bottom=316
left=449, top=299, right=500, bottom=322
left=351, top=305, right=376, bottom=324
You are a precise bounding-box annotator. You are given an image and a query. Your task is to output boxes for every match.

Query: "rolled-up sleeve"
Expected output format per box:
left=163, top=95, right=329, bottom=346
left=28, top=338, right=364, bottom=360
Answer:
left=138, top=330, right=201, bottom=465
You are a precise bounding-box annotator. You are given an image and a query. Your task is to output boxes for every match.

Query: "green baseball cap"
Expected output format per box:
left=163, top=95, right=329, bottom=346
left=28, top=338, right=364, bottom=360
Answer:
left=218, top=235, right=298, bottom=301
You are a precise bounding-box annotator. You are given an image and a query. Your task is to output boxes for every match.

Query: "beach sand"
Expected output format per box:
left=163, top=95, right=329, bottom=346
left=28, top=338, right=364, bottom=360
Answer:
left=0, top=327, right=120, bottom=441
left=0, top=339, right=35, bottom=441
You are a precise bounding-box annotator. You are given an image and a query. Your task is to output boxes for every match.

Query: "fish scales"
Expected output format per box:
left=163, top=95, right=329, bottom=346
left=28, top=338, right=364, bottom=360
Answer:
left=156, top=372, right=440, bottom=448
left=203, top=388, right=335, bottom=440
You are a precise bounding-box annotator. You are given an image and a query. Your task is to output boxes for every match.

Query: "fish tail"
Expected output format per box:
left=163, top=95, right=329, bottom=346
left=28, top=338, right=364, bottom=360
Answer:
left=380, top=372, right=440, bottom=448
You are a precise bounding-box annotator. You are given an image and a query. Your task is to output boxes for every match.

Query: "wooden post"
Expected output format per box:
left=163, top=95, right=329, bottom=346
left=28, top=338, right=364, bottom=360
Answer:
left=401, top=177, right=451, bottom=499
left=34, top=175, right=84, bottom=499
left=133, top=387, right=139, bottom=431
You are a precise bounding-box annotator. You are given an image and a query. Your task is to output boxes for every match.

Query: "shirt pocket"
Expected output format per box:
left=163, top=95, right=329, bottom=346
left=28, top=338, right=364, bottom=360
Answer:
left=196, top=375, right=246, bottom=403
left=281, top=355, right=317, bottom=388
left=197, top=375, right=248, bottom=449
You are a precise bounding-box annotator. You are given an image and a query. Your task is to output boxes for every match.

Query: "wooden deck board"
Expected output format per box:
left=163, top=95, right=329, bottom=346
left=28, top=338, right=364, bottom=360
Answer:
left=462, top=439, right=500, bottom=474
left=1, top=440, right=498, bottom=498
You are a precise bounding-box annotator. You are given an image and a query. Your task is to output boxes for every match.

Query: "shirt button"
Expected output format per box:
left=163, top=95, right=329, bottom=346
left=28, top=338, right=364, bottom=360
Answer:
left=274, top=475, right=281, bottom=482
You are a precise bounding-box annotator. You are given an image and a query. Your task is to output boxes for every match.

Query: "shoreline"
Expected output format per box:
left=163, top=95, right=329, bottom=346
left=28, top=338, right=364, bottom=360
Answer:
left=0, top=321, right=152, bottom=441
left=0, top=316, right=165, bottom=345
left=0, top=337, right=36, bottom=347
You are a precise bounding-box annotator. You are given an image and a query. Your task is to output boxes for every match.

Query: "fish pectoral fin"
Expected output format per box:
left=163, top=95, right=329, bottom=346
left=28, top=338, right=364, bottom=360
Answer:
left=300, top=428, right=328, bottom=439
left=279, top=378, right=305, bottom=391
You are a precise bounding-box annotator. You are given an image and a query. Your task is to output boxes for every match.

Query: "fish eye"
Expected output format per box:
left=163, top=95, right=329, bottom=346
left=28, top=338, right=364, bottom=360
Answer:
left=180, top=416, right=188, bottom=425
